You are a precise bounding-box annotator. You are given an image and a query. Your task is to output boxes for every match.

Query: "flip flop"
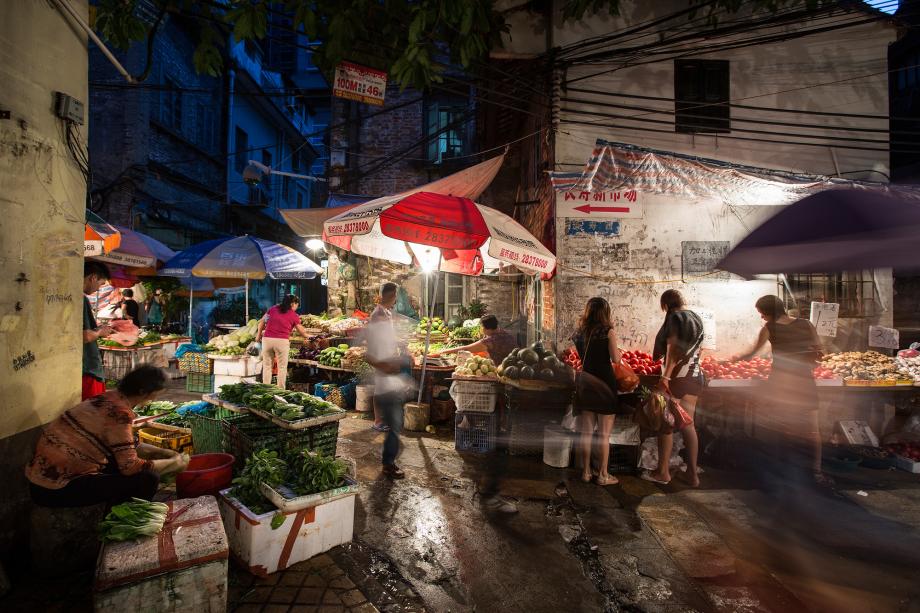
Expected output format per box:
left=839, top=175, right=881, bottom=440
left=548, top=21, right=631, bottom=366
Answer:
left=640, top=471, right=671, bottom=485
left=371, top=423, right=391, bottom=432
left=596, top=476, right=619, bottom=486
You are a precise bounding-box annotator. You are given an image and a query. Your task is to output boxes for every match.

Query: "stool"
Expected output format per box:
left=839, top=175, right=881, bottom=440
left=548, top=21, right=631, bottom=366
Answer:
left=30, top=503, right=106, bottom=576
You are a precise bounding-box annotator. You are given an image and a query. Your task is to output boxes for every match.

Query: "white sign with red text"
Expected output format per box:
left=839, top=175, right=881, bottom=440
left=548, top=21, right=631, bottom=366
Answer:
left=333, top=61, right=387, bottom=106
left=556, top=189, right=644, bottom=219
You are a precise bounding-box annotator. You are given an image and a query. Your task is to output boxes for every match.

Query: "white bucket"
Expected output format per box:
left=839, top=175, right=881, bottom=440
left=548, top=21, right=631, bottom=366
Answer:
left=543, top=424, right=573, bottom=468
left=355, top=385, right=374, bottom=412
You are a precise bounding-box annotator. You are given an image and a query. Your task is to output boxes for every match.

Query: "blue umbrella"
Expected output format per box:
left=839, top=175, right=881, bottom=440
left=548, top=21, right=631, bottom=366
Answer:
left=161, top=236, right=322, bottom=332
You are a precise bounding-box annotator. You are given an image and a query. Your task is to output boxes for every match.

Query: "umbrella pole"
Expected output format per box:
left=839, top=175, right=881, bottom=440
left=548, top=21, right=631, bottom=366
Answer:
left=417, top=257, right=442, bottom=405
left=245, top=279, right=249, bottom=322
left=188, top=287, right=194, bottom=340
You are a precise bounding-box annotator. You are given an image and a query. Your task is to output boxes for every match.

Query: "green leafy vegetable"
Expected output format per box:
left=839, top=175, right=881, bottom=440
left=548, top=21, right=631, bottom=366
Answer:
left=270, top=512, right=286, bottom=530
left=136, top=400, right=175, bottom=417
left=230, top=449, right=287, bottom=515
left=286, top=451, right=348, bottom=496
left=98, top=498, right=169, bottom=542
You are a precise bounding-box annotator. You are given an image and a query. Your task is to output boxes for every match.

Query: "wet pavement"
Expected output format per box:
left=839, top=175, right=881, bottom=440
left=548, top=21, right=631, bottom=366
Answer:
left=5, top=379, right=920, bottom=612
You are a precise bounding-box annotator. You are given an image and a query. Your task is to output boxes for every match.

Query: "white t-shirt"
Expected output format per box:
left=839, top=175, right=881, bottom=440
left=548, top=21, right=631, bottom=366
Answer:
left=366, top=305, right=407, bottom=395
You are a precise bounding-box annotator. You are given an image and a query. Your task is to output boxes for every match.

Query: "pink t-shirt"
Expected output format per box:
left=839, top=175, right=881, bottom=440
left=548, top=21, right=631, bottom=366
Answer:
left=263, top=305, right=300, bottom=339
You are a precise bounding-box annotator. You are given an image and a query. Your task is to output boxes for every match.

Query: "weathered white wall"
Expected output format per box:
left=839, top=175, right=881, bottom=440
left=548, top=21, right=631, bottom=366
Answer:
left=553, top=193, right=777, bottom=356
left=0, top=1, right=88, bottom=439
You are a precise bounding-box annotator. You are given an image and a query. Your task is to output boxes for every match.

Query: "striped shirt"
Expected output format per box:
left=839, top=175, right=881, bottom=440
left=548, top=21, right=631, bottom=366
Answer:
left=25, top=391, right=152, bottom=490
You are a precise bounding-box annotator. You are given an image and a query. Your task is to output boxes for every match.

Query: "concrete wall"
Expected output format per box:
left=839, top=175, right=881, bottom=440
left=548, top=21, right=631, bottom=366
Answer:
left=0, top=0, right=88, bottom=559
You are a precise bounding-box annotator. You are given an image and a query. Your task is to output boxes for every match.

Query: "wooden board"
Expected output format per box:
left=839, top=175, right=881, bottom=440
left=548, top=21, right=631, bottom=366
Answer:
left=288, top=358, right=355, bottom=373
left=236, top=404, right=347, bottom=431
left=500, top=377, right=573, bottom=391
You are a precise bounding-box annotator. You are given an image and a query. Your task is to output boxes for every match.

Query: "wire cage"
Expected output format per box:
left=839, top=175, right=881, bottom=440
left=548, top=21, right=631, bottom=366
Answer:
left=454, top=412, right=497, bottom=453
left=220, top=413, right=339, bottom=472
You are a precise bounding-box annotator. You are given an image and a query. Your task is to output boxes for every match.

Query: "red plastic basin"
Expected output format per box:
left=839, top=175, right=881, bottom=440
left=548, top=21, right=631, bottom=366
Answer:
left=176, top=453, right=235, bottom=499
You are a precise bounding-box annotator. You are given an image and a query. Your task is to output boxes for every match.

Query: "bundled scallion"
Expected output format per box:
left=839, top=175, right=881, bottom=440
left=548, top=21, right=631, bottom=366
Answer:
left=98, top=498, right=170, bottom=542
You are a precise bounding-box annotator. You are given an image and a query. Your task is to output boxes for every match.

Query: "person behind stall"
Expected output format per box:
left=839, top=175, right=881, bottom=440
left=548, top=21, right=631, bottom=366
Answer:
left=255, top=295, right=312, bottom=390
left=645, top=289, right=704, bottom=487
left=735, top=295, right=828, bottom=486
left=365, top=282, right=412, bottom=480
left=570, top=297, right=622, bottom=486
left=26, top=366, right=190, bottom=507
left=120, top=288, right=141, bottom=327
left=82, top=262, right=115, bottom=400
left=146, top=288, right=165, bottom=327
left=434, top=315, right=517, bottom=364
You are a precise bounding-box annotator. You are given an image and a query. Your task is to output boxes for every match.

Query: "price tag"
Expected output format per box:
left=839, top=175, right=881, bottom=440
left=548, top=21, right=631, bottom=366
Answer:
left=868, top=325, right=899, bottom=350
left=809, top=302, right=839, bottom=337
left=693, top=308, right=717, bottom=350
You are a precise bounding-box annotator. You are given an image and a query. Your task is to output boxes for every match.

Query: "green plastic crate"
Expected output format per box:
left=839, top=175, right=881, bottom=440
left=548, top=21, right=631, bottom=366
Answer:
left=220, top=413, right=339, bottom=472
left=189, top=407, right=234, bottom=454
left=186, top=372, right=214, bottom=393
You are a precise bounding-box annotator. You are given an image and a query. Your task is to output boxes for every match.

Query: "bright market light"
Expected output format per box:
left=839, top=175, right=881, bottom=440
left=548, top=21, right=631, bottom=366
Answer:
left=414, top=245, right=440, bottom=272
left=305, top=238, right=325, bottom=251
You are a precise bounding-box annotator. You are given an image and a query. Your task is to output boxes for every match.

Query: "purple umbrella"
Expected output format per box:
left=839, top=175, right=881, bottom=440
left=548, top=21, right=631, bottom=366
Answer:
left=718, top=188, right=920, bottom=278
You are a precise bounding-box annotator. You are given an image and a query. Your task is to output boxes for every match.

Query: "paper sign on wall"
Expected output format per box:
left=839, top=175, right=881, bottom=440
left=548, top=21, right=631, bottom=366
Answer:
left=556, top=191, right=643, bottom=219
left=868, top=325, right=899, bottom=350
left=809, top=302, right=839, bottom=337
left=693, top=308, right=717, bottom=350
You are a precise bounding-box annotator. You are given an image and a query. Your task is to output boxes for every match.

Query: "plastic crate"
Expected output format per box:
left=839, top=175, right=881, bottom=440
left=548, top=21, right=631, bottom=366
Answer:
left=178, top=352, right=212, bottom=373
left=454, top=412, right=497, bottom=453
left=220, top=414, right=339, bottom=471
left=186, top=372, right=214, bottom=393
left=138, top=427, right=194, bottom=454
left=607, top=444, right=639, bottom=475
left=450, top=380, right=498, bottom=413
left=189, top=407, right=234, bottom=455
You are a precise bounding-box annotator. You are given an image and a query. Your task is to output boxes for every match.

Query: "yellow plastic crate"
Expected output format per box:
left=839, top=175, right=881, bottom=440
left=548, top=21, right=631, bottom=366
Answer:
left=139, top=427, right=194, bottom=454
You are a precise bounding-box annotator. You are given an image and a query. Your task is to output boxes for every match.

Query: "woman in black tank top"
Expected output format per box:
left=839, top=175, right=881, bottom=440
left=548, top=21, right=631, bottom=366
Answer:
left=737, top=295, right=828, bottom=486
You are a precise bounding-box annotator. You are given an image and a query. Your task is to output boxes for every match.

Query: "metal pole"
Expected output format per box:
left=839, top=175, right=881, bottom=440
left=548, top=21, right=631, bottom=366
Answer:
left=245, top=278, right=250, bottom=321
left=188, top=286, right=194, bottom=340
left=417, top=257, right=442, bottom=405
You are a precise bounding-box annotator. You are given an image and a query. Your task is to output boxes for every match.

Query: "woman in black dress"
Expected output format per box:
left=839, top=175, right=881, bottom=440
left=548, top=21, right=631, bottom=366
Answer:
left=571, top=297, right=622, bottom=486
left=737, top=295, right=827, bottom=485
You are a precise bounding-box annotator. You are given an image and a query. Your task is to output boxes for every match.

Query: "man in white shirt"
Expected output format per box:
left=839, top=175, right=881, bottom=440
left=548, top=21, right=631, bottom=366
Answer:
left=365, top=282, right=409, bottom=479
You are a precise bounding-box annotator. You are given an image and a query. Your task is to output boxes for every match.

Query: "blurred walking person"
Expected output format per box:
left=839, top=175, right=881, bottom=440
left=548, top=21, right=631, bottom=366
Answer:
left=736, top=295, right=828, bottom=486
left=365, top=283, right=410, bottom=480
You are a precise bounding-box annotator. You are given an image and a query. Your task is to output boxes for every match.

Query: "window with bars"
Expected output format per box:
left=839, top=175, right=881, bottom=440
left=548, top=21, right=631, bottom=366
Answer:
left=779, top=272, right=879, bottom=318
left=425, top=99, right=468, bottom=164
left=674, top=59, right=730, bottom=134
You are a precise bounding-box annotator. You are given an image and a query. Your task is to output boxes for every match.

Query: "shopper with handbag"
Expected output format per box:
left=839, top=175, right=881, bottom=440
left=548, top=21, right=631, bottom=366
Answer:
left=644, top=289, right=704, bottom=487
left=570, top=297, right=623, bottom=486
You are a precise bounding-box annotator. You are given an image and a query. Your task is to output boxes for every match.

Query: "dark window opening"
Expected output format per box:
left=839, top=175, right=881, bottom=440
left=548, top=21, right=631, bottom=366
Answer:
left=425, top=98, right=469, bottom=164
left=674, top=59, right=730, bottom=134
left=779, top=272, right=879, bottom=319
left=235, top=127, right=249, bottom=173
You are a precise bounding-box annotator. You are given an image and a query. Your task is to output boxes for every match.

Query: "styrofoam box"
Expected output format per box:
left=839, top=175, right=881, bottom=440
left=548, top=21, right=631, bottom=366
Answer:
left=895, top=455, right=920, bottom=473
left=211, top=355, right=260, bottom=377
left=218, top=488, right=356, bottom=576
left=94, top=496, right=228, bottom=612
left=213, top=373, right=259, bottom=390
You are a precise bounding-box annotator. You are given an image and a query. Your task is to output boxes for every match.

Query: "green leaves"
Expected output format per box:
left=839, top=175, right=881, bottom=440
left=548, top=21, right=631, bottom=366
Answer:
left=93, top=0, right=149, bottom=50
left=228, top=1, right=268, bottom=42
left=288, top=451, right=348, bottom=496
left=270, top=512, right=287, bottom=530
left=98, top=498, right=170, bottom=542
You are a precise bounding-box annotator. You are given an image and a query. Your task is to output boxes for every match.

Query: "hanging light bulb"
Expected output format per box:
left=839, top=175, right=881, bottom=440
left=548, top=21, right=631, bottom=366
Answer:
left=305, top=238, right=325, bottom=251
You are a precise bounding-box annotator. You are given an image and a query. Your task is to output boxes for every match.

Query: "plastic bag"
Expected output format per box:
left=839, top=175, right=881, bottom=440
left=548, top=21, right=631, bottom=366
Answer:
left=614, top=362, right=639, bottom=392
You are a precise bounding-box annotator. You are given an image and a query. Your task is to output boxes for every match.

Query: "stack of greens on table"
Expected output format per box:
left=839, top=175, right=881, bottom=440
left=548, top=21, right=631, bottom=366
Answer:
left=138, top=330, right=161, bottom=345
left=230, top=449, right=350, bottom=517
left=318, top=344, right=349, bottom=367
left=98, top=498, right=170, bottom=542
left=136, top=400, right=175, bottom=417
left=151, top=401, right=204, bottom=428
left=218, top=383, right=342, bottom=422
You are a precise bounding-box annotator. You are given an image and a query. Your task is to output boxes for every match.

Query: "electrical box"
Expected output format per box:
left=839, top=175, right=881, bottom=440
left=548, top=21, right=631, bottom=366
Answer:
left=54, top=92, right=84, bottom=125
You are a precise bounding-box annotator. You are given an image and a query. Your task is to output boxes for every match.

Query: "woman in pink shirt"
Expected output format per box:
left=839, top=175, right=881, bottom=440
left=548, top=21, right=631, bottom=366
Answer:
left=255, top=295, right=311, bottom=389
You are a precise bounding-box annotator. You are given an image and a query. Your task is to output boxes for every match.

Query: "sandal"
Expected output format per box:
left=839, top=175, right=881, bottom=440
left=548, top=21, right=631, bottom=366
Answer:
left=580, top=473, right=593, bottom=483
left=596, top=475, right=619, bottom=486
left=640, top=471, right=671, bottom=485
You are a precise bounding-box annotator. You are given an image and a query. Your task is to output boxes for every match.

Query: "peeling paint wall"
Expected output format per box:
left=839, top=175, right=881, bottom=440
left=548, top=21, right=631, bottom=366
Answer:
left=0, top=0, right=89, bottom=558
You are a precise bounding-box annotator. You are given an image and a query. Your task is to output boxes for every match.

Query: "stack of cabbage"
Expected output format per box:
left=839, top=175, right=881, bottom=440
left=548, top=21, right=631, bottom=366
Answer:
left=208, top=319, right=260, bottom=356
left=454, top=355, right=498, bottom=379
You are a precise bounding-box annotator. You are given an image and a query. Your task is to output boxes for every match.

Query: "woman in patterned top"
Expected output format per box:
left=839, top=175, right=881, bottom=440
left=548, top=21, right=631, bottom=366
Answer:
left=26, top=366, right=189, bottom=507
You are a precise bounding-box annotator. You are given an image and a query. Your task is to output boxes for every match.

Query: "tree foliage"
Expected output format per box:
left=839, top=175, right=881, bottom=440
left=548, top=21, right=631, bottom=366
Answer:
left=94, top=0, right=832, bottom=90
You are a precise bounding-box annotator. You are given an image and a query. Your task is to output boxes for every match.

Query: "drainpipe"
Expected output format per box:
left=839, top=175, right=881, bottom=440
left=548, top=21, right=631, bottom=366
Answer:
left=225, top=69, right=236, bottom=234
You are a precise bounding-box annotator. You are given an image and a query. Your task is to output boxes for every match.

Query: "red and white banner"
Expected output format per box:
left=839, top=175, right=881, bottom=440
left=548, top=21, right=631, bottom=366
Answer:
left=333, top=61, right=387, bottom=107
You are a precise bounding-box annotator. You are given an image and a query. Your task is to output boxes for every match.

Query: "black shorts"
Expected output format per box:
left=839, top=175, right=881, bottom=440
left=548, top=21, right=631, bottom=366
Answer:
left=670, top=375, right=703, bottom=399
